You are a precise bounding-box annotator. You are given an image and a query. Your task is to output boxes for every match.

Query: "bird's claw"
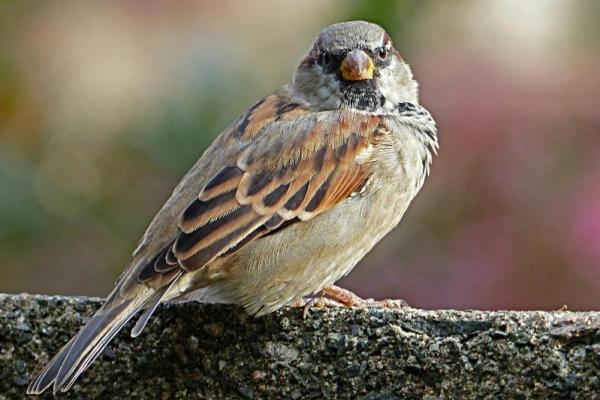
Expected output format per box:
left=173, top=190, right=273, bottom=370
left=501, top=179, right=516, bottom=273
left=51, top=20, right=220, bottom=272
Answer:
left=291, top=285, right=409, bottom=318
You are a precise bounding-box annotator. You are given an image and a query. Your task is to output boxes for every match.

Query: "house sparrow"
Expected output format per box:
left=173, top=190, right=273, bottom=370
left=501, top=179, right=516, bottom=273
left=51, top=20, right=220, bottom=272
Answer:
left=28, top=20, right=438, bottom=394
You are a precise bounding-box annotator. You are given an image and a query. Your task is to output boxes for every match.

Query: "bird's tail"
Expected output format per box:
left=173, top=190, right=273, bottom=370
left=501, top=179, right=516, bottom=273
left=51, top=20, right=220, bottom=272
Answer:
left=27, top=274, right=180, bottom=394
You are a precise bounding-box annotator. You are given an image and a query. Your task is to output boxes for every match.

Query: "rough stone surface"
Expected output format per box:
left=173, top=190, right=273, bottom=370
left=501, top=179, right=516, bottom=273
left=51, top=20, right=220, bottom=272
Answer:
left=1, top=293, right=600, bottom=399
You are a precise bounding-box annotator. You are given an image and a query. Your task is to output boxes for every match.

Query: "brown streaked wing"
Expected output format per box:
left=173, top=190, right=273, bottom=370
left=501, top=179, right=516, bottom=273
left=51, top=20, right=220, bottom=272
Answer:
left=139, top=111, right=382, bottom=281
left=137, top=241, right=178, bottom=282
left=198, top=165, right=243, bottom=202
left=234, top=92, right=308, bottom=140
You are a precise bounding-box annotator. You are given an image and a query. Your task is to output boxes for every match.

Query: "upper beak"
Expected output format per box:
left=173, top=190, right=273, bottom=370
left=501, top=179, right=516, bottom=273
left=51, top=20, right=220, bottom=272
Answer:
left=339, top=49, right=374, bottom=81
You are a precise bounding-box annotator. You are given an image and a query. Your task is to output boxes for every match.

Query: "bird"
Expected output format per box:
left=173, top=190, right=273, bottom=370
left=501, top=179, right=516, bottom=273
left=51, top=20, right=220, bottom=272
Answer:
left=28, top=20, right=438, bottom=394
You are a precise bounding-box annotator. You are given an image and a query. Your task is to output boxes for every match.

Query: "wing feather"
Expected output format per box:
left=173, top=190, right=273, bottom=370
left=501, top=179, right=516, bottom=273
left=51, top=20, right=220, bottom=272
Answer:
left=136, top=96, right=383, bottom=282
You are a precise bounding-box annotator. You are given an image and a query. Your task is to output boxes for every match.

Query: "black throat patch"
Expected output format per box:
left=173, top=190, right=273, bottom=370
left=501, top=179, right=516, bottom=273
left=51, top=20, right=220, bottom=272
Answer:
left=338, top=79, right=386, bottom=111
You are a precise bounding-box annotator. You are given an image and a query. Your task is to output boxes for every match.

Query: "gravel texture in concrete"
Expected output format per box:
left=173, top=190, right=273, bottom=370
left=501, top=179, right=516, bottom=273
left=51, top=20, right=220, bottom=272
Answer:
left=1, top=293, right=600, bottom=399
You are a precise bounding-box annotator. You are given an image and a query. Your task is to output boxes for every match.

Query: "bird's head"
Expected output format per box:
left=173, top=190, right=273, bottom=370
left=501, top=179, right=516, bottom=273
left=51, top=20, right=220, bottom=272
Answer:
left=292, top=21, right=419, bottom=113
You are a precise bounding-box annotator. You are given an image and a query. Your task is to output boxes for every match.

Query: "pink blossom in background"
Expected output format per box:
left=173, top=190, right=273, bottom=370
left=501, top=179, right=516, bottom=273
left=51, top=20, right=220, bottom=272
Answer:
left=568, top=164, right=600, bottom=282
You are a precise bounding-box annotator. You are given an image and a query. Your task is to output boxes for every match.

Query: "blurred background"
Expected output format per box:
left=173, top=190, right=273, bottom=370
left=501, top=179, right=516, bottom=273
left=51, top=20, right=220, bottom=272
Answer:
left=1, top=0, right=599, bottom=310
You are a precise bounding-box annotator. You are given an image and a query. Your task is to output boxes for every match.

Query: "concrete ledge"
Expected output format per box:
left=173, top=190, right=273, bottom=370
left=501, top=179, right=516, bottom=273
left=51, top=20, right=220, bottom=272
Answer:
left=1, top=293, right=600, bottom=399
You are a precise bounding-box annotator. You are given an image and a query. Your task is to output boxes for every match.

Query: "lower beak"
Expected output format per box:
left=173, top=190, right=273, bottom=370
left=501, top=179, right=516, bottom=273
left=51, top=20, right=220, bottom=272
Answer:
left=339, top=49, right=374, bottom=81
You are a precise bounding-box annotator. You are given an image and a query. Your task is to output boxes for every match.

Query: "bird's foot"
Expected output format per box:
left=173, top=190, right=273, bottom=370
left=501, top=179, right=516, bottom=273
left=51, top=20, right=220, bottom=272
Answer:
left=290, top=296, right=346, bottom=319
left=321, top=285, right=410, bottom=309
left=291, top=285, right=409, bottom=318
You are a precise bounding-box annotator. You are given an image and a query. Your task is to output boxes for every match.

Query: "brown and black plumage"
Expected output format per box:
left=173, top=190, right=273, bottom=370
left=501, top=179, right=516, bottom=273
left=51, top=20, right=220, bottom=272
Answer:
left=28, top=21, right=438, bottom=394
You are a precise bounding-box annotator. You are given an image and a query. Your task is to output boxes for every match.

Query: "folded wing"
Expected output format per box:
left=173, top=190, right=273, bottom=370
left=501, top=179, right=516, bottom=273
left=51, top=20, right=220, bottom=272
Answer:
left=136, top=111, right=382, bottom=281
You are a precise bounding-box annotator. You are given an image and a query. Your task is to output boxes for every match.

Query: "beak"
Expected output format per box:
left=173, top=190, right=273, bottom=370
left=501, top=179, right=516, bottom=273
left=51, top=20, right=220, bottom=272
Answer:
left=339, top=49, right=374, bottom=81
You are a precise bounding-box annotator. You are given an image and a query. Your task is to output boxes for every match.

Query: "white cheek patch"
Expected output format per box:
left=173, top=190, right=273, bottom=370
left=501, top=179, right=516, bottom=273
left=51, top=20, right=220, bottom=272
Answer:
left=377, top=59, right=418, bottom=111
left=378, top=69, right=402, bottom=103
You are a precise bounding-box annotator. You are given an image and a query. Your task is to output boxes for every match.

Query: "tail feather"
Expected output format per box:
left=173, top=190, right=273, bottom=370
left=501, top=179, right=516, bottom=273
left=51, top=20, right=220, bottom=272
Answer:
left=131, top=273, right=181, bottom=338
left=27, top=299, right=141, bottom=394
left=53, top=300, right=138, bottom=392
left=27, top=273, right=182, bottom=395
left=61, top=303, right=142, bottom=392
left=26, top=335, right=79, bottom=394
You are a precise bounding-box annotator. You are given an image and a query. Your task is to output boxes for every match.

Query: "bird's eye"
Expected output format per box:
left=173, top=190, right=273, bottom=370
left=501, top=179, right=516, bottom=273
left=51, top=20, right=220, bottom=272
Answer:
left=377, top=47, right=388, bottom=60
left=318, top=52, right=332, bottom=66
